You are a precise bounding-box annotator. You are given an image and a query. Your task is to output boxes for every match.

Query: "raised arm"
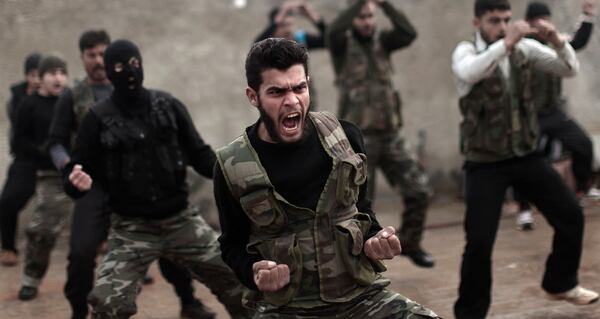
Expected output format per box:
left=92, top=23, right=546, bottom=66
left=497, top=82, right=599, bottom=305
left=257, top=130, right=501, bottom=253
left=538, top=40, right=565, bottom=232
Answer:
left=297, top=0, right=327, bottom=49
left=453, top=20, right=538, bottom=85
left=525, top=19, right=579, bottom=77
left=452, top=39, right=507, bottom=86
left=327, top=0, right=365, bottom=56
left=378, top=1, right=417, bottom=52
left=569, top=1, right=595, bottom=50
left=172, top=98, right=216, bottom=178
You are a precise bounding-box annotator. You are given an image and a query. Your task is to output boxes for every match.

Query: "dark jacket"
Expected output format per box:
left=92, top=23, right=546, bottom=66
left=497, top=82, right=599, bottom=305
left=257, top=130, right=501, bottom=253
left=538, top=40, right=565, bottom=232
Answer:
left=64, top=89, right=216, bottom=219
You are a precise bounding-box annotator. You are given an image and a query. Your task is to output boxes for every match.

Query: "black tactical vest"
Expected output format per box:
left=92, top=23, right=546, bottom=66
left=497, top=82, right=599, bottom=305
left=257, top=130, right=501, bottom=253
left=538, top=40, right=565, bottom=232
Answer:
left=91, top=90, right=186, bottom=203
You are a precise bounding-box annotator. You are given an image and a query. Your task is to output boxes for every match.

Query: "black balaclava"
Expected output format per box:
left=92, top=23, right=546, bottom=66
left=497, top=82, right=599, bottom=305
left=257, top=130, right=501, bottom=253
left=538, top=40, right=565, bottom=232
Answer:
left=103, top=39, right=145, bottom=104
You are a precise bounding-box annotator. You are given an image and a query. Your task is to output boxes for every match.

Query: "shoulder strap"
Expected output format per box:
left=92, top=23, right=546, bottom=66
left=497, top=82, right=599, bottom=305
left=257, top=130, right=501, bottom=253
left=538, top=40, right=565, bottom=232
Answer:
left=309, top=111, right=355, bottom=160
left=216, top=133, right=273, bottom=200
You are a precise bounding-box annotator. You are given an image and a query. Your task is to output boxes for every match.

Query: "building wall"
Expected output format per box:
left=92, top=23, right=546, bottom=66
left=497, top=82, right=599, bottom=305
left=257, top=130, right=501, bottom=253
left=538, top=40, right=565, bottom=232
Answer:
left=1, top=0, right=597, bottom=191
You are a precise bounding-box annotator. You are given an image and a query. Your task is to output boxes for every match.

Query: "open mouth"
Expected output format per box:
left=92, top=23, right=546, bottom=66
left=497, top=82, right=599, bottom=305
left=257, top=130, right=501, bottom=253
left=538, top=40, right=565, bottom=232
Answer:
left=281, top=112, right=301, bottom=134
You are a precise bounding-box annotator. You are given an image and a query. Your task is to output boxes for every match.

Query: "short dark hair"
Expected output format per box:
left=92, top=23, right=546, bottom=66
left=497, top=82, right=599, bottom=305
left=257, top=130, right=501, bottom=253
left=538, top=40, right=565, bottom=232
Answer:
left=245, top=38, right=309, bottom=92
left=78, top=30, right=111, bottom=53
left=525, top=2, right=551, bottom=20
left=24, top=52, right=42, bottom=75
left=39, top=54, right=68, bottom=77
left=475, top=0, right=511, bottom=17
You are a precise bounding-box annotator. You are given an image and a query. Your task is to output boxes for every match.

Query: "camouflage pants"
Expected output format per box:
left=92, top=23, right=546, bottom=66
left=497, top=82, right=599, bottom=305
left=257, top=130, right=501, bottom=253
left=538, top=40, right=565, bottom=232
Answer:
left=88, top=206, right=250, bottom=319
left=22, top=173, right=73, bottom=287
left=253, top=279, right=440, bottom=318
left=363, top=132, right=432, bottom=251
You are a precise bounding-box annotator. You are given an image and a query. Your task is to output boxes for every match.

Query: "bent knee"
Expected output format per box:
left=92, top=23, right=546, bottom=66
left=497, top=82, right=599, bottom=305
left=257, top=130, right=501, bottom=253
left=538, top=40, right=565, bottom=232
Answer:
left=88, top=287, right=137, bottom=318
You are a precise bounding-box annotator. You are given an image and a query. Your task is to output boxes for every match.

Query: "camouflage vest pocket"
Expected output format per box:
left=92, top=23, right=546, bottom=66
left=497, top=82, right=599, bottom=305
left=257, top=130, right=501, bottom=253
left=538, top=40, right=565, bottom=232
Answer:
left=460, top=97, right=508, bottom=155
left=342, top=85, right=368, bottom=125
left=336, top=154, right=367, bottom=207
left=334, top=213, right=379, bottom=285
left=240, top=189, right=287, bottom=228
left=522, top=99, right=539, bottom=144
left=483, top=101, right=510, bottom=153
left=247, top=233, right=303, bottom=306
left=393, top=90, right=403, bottom=128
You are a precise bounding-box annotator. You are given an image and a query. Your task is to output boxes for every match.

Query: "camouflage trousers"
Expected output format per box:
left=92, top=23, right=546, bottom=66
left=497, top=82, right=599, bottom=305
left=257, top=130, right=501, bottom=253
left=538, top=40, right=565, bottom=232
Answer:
left=363, top=132, right=432, bottom=251
left=252, top=279, right=440, bottom=318
left=88, top=206, right=250, bottom=319
left=22, top=172, right=73, bottom=287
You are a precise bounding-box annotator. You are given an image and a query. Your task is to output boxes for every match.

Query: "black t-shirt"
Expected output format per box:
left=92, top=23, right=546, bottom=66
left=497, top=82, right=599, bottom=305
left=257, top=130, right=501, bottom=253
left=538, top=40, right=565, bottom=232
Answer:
left=13, top=92, right=60, bottom=170
left=214, top=117, right=382, bottom=290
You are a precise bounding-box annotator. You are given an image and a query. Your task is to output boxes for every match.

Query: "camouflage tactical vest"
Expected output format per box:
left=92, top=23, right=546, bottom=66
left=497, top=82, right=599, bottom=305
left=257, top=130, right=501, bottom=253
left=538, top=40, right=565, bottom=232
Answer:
left=336, top=32, right=402, bottom=133
left=530, top=68, right=564, bottom=116
left=216, top=111, right=386, bottom=308
left=92, top=90, right=186, bottom=203
left=459, top=43, right=538, bottom=163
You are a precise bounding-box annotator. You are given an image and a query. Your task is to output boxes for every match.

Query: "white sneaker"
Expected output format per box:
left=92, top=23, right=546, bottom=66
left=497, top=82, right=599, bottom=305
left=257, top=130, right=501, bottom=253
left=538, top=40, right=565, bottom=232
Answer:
left=516, top=210, right=535, bottom=231
left=547, top=286, right=599, bottom=305
left=586, top=187, right=600, bottom=200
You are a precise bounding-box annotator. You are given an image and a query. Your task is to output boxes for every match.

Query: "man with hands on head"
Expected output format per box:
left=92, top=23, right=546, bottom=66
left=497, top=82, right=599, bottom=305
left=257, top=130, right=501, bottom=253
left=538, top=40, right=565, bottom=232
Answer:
left=254, top=0, right=327, bottom=110
left=215, top=38, right=439, bottom=318
left=255, top=0, right=326, bottom=48
left=327, top=0, right=436, bottom=269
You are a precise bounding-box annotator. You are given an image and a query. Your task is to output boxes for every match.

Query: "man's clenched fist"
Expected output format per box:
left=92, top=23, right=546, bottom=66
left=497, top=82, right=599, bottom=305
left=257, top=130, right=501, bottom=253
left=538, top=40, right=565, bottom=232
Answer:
left=253, top=260, right=290, bottom=292
left=69, top=164, right=92, bottom=192
left=364, top=226, right=402, bottom=260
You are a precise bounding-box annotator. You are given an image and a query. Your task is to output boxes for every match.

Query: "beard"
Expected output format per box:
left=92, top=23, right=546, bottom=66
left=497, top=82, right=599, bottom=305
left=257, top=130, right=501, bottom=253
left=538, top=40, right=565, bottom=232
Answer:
left=257, top=100, right=311, bottom=144
left=89, top=64, right=107, bottom=81
left=481, top=30, right=505, bottom=44
left=258, top=105, right=285, bottom=144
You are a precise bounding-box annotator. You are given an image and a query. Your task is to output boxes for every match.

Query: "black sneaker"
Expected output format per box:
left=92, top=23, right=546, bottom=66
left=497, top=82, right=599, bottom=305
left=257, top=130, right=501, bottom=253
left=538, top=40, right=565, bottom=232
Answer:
left=18, top=286, right=38, bottom=301
left=401, top=249, right=435, bottom=268
left=180, top=299, right=216, bottom=319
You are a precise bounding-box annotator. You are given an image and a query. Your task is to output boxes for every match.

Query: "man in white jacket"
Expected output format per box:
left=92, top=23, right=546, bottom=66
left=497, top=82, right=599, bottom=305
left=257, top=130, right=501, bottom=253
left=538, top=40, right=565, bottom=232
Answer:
left=451, top=0, right=598, bottom=318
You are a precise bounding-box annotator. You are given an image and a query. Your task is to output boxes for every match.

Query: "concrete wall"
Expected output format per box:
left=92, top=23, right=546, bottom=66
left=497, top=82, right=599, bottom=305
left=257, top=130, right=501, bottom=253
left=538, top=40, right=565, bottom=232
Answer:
left=1, top=0, right=598, bottom=191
